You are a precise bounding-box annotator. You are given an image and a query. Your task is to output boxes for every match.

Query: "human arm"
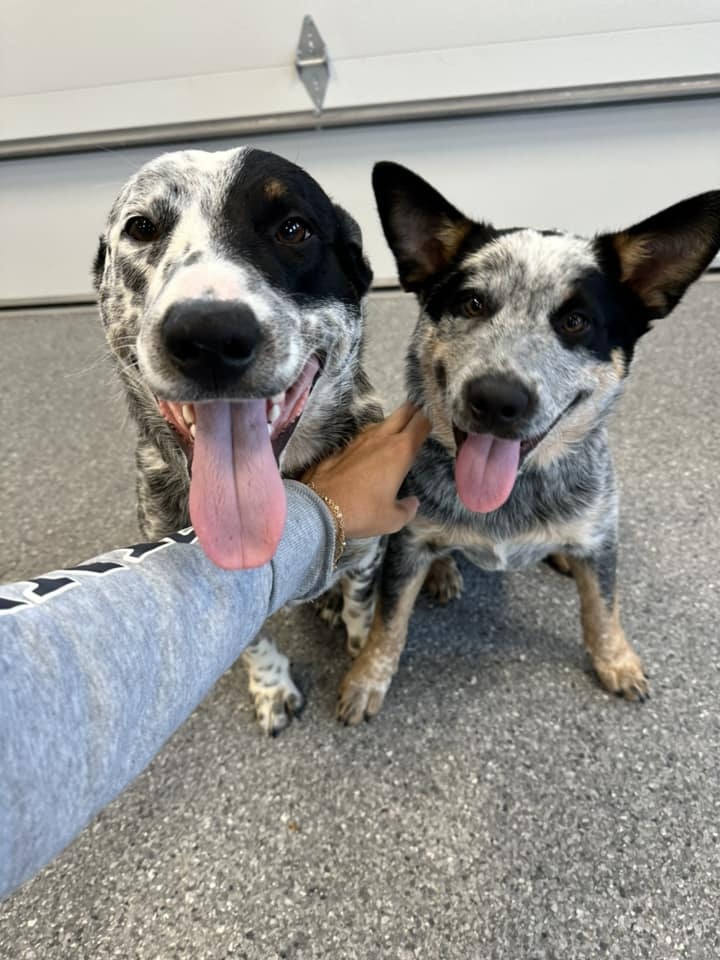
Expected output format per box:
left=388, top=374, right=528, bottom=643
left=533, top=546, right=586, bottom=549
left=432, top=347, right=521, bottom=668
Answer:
left=0, top=405, right=430, bottom=899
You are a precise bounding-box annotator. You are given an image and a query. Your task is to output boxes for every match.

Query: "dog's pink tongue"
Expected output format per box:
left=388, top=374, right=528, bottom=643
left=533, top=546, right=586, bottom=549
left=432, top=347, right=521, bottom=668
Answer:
left=455, top=433, right=521, bottom=513
left=189, top=400, right=286, bottom=569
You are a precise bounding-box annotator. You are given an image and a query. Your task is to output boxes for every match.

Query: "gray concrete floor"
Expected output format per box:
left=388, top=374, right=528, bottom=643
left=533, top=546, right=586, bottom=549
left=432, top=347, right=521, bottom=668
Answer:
left=1, top=284, right=719, bottom=959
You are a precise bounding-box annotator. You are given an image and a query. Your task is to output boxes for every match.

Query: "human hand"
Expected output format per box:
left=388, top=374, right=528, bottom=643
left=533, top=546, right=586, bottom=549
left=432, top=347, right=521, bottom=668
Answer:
left=302, top=403, right=431, bottom=539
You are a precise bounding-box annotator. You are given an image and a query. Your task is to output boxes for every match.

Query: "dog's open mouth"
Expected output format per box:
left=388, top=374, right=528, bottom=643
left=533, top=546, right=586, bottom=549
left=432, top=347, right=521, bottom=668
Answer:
left=157, top=356, right=321, bottom=569
left=452, top=392, right=586, bottom=514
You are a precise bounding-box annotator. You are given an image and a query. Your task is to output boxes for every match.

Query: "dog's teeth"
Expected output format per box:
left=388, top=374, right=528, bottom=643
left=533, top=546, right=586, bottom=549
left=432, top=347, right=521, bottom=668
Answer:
left=189, top=423, right=196, bottom=439
left=271, top=392, right=285, bottom=405
left=268, top=403, right=281, bottom=424
left=267, top=423, right=273, bottom=435
left=182, top=404, right=195, bottom=425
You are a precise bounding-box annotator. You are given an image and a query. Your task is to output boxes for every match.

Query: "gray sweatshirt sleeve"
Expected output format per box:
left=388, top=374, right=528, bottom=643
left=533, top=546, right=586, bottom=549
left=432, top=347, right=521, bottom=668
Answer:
left=0, top=480, right=336, bottom=900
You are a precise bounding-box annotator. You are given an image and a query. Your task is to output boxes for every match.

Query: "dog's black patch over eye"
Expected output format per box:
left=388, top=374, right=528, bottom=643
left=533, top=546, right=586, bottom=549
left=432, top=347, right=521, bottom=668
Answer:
left=551, top=293, right=596, bottom=347
left=275, top=217, right=312, bottom=245
left=460, top=294, right=488, bottom=319
left=558, top=309, right=591, bottom=337
left=124, top=216, right=161, bottom=242
left=443, top=287, right=497, bottom=323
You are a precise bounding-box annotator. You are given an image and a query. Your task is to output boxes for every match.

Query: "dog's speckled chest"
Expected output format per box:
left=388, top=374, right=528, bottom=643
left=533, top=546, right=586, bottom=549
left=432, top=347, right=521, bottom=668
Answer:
left=411, top=504, right=608, bottom=572
left=460, top=540, right=551, bottom=572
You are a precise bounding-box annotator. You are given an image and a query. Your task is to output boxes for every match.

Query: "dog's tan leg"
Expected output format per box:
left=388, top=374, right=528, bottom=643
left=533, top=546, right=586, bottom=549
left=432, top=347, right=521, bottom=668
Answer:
left=337, top=559, right=430, bottom=725
left=545, top=552, right=573, bottom=577
left=566, top=556, right=648, bottom=701
left=423, top=553, right=464, bottom=604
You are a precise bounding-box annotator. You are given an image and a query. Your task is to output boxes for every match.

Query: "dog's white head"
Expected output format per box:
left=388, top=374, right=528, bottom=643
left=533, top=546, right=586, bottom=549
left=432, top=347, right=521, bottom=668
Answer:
left=95, top=147, right=372, bottom=567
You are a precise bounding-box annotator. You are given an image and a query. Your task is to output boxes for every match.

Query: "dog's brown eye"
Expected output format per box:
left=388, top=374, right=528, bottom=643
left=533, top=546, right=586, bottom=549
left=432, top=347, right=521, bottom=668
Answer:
left=462, top=295, right=486, bottom=318
left=561, top=311, right=590, bottom=335
left=275, top=217, right=312, bottom=245
left=124, top=216, right=160, bottom=242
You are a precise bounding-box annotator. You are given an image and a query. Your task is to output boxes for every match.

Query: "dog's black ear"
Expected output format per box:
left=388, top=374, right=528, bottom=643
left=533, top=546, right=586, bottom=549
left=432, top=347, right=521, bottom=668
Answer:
left=372, top=162, right=472, bottom=291
left=92, top=236, right=108, bottom=290
left=600, top=191, right=720, bottom=318
left=334, top=204, right=373, bottom=298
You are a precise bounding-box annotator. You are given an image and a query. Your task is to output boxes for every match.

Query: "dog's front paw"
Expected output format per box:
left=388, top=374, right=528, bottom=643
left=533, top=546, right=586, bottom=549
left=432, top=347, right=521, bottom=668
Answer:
left=593, top=650, right=649, bottom=702
left=243, top=635, right=306, bottom=736
left=337, top=666, right=390, bottom=726
left=344, top=630, right=368, bottom=660
left=315, top=586, right=344, bottom=629
left=341, top=604, right=373, bottom=659
left=423, top=555, right=464, bottom=605
left=251, top=677, right=305, bottom=736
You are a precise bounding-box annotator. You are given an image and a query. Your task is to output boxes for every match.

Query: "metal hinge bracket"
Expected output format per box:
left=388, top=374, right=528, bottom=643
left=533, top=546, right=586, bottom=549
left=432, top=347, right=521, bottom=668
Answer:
left=295, top=15, right=329, bottom=113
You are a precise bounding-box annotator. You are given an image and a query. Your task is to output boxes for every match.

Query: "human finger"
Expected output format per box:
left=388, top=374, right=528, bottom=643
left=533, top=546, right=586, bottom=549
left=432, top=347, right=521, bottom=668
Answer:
left=394, top=495, right=420, bottom=528
left=373, top=401, right=421, bottom=435
left=390, top=409, right=432, bottom=467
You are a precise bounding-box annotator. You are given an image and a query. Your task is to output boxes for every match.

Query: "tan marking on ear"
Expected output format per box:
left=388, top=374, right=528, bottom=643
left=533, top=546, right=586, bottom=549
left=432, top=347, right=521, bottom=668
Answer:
left=437, top=218, right=473, bottom=260
left=612, top=229, right=711, bottom=313
left=264, top=179, right=286, bottom=200
left=613, top=232, right=669, bottom=310
left=613, top=232, right=651, bottom=283
left=403, top=216, right=473, bottom=286
left=566, top=556, right=648, bottom=700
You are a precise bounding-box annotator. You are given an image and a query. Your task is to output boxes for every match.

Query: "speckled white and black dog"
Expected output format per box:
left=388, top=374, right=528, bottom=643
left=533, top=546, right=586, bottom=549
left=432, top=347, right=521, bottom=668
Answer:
left=337, top=161, right=720, bottom=724
left=93, top=146, right=384, bottom=734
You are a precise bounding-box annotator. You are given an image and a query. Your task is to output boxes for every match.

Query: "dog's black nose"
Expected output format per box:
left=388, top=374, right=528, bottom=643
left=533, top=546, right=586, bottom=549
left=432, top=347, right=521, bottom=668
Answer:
left=162, top=300, right=261, bottom=379
left=465, top=375, right=536, bottom=432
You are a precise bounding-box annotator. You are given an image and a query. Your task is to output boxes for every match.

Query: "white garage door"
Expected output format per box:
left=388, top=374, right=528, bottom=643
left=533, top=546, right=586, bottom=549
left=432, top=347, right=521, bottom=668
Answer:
left=1, top=1, right=719, bottom=304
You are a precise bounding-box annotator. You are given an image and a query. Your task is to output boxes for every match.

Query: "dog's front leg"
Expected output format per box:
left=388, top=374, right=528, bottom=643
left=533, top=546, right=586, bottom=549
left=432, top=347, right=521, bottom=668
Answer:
left=566, top=541, right=649, bottom=702
left=337, top=529, right=433, bottom=725
left=314, top=538, right=384, bottom=656
left=339, top=536, right=385, bottom=658
left=242, top=633, right=305, bottom=736
left=422, top=553, right=464, bottom=604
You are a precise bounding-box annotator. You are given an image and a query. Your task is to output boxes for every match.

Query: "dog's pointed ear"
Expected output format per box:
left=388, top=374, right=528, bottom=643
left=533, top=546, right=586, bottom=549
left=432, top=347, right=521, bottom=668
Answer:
left=334, top=204, right=373, bottom=298
left=372, top=162, right=473, bottom=291
left=600, top=191, right=720, bottom=318
left=92, top=235, right=108, bottom=290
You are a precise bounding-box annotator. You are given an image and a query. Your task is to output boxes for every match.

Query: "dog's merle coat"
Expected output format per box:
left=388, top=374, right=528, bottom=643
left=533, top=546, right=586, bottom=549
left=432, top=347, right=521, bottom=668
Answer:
left=94, top=146, right=383, bottom=734
left=337, top=161, right=720, bottom=724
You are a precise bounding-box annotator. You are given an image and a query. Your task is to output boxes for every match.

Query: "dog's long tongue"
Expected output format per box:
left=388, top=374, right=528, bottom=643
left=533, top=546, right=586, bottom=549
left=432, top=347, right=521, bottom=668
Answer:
left=189, top=400, right=286, bottom=569
left=455, top=434, right=521, bottom=513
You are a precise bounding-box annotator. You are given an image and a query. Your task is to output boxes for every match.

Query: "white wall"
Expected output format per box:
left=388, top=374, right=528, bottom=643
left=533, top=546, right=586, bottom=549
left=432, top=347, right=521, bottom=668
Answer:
left=2, top=1, right=718, bottom=143
left=1, top=97, right=719, bottom=304
left=5, top=0, right=716, bottom=95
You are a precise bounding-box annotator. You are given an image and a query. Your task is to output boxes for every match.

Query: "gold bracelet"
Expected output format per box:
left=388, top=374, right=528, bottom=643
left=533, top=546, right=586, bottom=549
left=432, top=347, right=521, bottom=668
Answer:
left=306, top=480, right=346, bottom=567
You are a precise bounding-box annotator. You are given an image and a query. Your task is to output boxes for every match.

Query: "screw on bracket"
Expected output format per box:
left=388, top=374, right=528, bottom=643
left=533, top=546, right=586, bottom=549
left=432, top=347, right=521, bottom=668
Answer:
left=295, top=15, right=329, bottom=113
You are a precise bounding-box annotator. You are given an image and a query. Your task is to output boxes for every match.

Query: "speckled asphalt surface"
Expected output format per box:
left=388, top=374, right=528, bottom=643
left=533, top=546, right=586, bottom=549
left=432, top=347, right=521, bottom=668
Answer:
left=1, top=283, right=719, bottom=959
